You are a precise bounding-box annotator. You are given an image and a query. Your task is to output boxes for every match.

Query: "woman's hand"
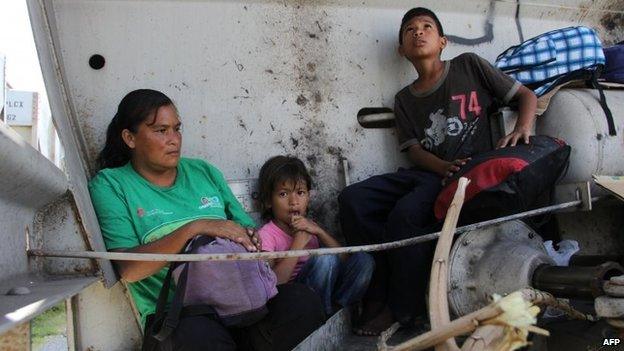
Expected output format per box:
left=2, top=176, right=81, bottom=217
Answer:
left=193, top=219, right=258, bottom=252
left=246, top=227, right=262, bottom=251
left=441, top=158, right=471, bottom=185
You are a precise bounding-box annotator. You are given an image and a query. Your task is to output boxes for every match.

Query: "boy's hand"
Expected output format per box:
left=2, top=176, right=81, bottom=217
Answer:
left=497, top=127, right=531, bottom=149
left=291, top=215, right=323, bottom=236
left=441, top=158, right=470, bottom=186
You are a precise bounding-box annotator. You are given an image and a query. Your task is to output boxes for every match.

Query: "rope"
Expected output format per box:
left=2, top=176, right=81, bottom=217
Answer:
left=521, top=288, right=595, bottom=321
left=28, top=199, right=589, bottom=262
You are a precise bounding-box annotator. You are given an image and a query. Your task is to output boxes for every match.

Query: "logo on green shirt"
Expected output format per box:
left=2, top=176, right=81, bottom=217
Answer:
left=137, top=207, right=174, bottom=217
left=199, top=196, right=223, bottom=209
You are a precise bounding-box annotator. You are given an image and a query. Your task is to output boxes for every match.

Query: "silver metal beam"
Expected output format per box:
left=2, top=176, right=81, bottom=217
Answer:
left=26, top=0, right=117, bottom=286
left=0, top=274, right=98, bottom=335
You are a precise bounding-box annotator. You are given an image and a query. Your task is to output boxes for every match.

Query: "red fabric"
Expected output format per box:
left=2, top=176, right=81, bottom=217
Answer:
left=434, top=158, right=529, bottom=220
left=553, top=137, right=566, bottom=146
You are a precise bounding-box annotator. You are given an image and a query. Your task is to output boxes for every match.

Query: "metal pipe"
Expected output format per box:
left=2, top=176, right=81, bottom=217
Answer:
left=532, top=262, right=624, bottom=299
left=569, top=255, right=624, bottom=267
left=29, top=198, right=592, bottom=262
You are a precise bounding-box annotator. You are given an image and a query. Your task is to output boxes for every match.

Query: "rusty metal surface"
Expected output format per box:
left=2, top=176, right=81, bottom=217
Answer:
left=0, top=203, right=35, bottom=283
left=72, top=281, right=142, bottom=351
left=34, top=195, right=96, bottom=276
left=0, top=323, right=30, bottom=351
left=293, top=308, right=351, bottom=351
left=27, top=0, right=118, bottom=287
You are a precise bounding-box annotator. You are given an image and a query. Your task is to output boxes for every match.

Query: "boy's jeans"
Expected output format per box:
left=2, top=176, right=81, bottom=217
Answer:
left=338, top=168, right=442, bottom=324
left=295, top=252, right=375, bottom=315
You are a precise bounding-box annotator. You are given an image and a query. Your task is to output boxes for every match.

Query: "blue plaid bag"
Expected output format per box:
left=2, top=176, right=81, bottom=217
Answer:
left=495, top=26, right=615, bottom=135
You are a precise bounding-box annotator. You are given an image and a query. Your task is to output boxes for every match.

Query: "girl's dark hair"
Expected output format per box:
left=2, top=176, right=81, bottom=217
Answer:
left=399, top=7, right=444, bottom=44
left=258, top=155, right=313, bottom=220
left=97, top=89, right=174, bottom=170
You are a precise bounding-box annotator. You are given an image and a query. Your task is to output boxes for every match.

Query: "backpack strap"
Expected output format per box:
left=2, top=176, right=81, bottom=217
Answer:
left=151, top=236, right=217, bottom=345
left=588, top=70, right=617, bottom=136
left=152, top=262, right=186, bottom=345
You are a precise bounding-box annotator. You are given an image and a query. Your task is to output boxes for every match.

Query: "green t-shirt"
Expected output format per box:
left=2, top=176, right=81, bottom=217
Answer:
left=88, top=157, right=255, bottom=327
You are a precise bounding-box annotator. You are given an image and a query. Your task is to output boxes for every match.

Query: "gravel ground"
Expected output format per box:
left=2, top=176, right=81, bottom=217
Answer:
left=34, top=335, right=67, bottom=351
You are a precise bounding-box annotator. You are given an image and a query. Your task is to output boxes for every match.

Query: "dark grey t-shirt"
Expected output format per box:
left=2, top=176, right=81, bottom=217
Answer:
left=395, top=52, right=520, bottom=161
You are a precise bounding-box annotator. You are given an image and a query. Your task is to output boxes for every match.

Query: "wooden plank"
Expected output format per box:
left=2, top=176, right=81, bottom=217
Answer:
left=429, top=177, right=470, bottom=351
left=593, top=175, right=624, bottom=201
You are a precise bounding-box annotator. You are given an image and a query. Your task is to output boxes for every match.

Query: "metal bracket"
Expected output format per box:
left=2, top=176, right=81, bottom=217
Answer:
left=356, top=107, right=395, bottom=128
left=554, top=181, right=593, bottom=212
left=341, top=158, right=351, bottom=187
left=575, top=181, right=593, bottom=211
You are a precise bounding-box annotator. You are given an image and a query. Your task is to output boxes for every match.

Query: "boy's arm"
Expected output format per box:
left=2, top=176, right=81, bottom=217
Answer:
left=496, top=85, right=538, bottom=148
left=272, top=231, right=312, bottom=284
left=407, top=144, right=469, bottom=180
left=393, top=97, right=468, bottom=181
left=467, top=53, right=537, bottom=149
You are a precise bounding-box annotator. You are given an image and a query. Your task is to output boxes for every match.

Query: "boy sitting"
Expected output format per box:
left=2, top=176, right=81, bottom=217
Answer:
left=339, top=7, right=538, bottom=335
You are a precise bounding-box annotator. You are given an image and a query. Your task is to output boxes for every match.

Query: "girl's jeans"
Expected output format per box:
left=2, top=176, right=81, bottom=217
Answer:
left=295, top=252, right=375, bottom=315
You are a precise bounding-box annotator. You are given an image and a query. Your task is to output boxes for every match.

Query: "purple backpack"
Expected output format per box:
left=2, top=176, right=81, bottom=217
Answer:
left=603, top=41, right=624, bottom=84
left=148, top=236, right=277, bottom=348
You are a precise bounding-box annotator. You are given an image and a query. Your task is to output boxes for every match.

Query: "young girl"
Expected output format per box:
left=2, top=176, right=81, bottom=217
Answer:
left=257, top=155, right=375, bottom=316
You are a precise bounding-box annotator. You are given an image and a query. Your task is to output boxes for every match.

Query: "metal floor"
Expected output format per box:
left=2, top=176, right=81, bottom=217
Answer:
left=295, top=307, right=622, bottom=351
left=294, top=309, right=429, bottom=351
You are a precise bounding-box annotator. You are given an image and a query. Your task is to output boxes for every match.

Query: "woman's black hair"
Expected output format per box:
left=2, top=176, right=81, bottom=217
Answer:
left=258, top=155, right=313, bottom=220
left=97, top=89, right=175, bottom=170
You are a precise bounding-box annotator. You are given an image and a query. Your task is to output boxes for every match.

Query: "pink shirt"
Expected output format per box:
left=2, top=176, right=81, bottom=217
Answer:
left=258, top=220, right=320, bottom=281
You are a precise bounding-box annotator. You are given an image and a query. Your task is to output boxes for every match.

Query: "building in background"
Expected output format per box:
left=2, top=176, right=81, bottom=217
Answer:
left=0, top=54, right=5, bottom=119
left=5, top=89, right=38, bottom=146
left=1, top=53, right=63, bottom=168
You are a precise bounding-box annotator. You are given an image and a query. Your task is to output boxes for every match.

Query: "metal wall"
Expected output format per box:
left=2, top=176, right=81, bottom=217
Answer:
left=48, top=0, right=623, bottom=233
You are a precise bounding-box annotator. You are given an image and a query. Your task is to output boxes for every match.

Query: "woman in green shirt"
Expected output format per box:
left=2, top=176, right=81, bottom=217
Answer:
left=89, top=89, right=324, bottom=351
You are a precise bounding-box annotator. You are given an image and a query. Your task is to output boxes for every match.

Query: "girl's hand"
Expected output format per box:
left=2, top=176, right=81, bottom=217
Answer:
left=441, top=158, right=471, bottom=186
left=292, top=230, right=312, bottom=247
left=193, top=219, right=257, bottom=252
left=291, top=215, right=323, bottom=236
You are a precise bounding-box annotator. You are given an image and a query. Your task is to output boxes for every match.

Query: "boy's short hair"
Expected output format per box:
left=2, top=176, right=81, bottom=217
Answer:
left=399, top=7, right=444, bottom=44
left=258, top=155, right=313, bottom=220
